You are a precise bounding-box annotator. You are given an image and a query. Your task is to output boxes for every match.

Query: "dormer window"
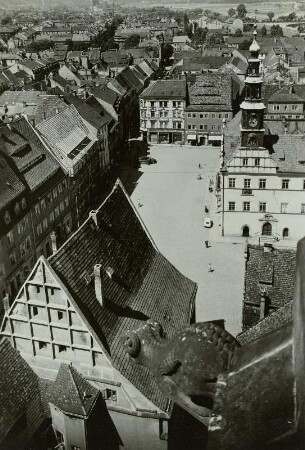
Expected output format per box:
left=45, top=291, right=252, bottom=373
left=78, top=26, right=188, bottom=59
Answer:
left=4, top=211, right=11, bottom=224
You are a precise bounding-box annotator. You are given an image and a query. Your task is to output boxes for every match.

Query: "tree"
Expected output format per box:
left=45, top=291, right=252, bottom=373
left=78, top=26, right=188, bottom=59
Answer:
left=192, top=27, right=208, bottom=48
left=124, top=34, right=141, bottom=49
left=228, top=8, right=236, bottom=18
left=261, top=25, right=267, bottom=37
left=239, top=38, right=252, bottom=50
left=235, top=28, right=243, bottom=37
left=288, top=12, right=297, bottom=21
left=270, top=24, right=284, bottom=37
left=237, top=4, right=247, bottom=19
left=162, top=44, right=174, bottom=66
left=1, top=16, right=12, bottom=25
left=267, top=11, right=275, bottom=22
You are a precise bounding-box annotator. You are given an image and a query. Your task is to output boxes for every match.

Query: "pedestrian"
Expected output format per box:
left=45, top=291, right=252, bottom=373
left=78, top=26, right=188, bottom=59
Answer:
left=205, top=240, right=209, bottom=248
left=208, top=263, right=212, bottom=272
left=198, top=163, right=201, bottom=169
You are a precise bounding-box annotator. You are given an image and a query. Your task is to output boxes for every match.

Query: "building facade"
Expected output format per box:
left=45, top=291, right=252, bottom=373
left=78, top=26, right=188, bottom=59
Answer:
left=140, top=80, right=186, bottom=144
left=220, top=28, right=305, bottom=241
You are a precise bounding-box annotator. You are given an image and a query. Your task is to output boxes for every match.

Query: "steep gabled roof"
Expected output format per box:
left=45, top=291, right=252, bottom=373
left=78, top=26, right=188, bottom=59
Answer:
left=48, top=181, right=197, bottom=411
left=0, top=339, right=42, bottom=442
left=187, top=72, right=233, bottom=111
left=0, top=153, right=26, bottom=209
left=51, top=364, right=99, bottom=416
left=141, top=79, right=187, bottom=100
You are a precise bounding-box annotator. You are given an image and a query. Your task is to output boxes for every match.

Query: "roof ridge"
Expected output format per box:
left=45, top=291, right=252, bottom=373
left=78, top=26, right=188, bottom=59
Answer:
left=69, top=364, right=87, bottom=415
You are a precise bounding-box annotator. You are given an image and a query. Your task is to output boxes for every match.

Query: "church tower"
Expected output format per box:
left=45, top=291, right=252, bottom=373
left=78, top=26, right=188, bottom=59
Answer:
left=240, top=25, right=265, bottom=148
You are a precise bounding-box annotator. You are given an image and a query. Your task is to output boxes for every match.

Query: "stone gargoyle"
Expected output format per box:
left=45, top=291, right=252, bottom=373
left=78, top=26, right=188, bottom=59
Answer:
left=122, top=320, right=240, bottom=425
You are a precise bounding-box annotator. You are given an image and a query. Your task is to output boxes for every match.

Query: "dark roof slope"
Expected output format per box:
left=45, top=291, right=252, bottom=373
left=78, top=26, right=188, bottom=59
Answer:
left=51, top=364, right=99, bottom=416
left=141, top=79, right=186, bottom=99
left=0, top=338, right=42, bottom=441
left=49, top=181, right=197, bottom=411
left=187, top=72, right=233, bottom=111
left=243, top=245, right=296, bottom=330
left=64, top=93, right=110, bottom=129
left=0, top=153, right=26, bottom=209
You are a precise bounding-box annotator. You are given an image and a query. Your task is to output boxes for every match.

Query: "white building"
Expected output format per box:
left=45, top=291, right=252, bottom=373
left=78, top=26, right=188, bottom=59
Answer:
left=219, top=28, right=305, bottom=242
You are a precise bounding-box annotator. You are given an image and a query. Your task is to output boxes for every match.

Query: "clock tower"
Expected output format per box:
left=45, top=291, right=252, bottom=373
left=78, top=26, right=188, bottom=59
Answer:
left=240, top=26, right=265, bottom=148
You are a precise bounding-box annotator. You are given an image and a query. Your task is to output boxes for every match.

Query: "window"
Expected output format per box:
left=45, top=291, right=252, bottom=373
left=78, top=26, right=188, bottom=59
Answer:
left=200, top=114, right=203, bottom=118
left=62, top=179, right=67, bottom=189
left=273, top=105, right=280, bottom=111
left=101, top=388, right=117, bottom=401
left=282, top=179, right=289, bottom=189
left=188, top=113, right=191, bottom=118
left=53, top=188, right=58, bottom=199
left=33, top=306, right=38, bottom=316
left=200, top=125, right=203, bottom=130
left=192, top=125, right=196, bottom=130
left=151, top=111, right=155, bottom=118
left=292, top=105, right=297, bottom=111
left=255, top=158, right=260, bottom=166
left=9, top=252, right=16, bottom=266
left=55, top=207, right=60, bottom=218
left=160, top=101, right=168, bottom=107
left=38, top=341, right=47, bottom=349
left=242, top=158, right=248, bottom=166
left=301, top=204, right=305, bottom=214
left=211, top=113, right=216, bottom=118
left=4, top=211, right=11, bottom=224
left=281, top=202, right=288, bottom=213
left=71, top=446, right=81, bottom=450
left=35, top=204, right=40, bottom=215
left=14, top=203, right=20, bottom=215
left=150, top=101, right=154, bottom=108
left=229, top=178, right=236, bottom=188
left=58, top=311, right=63, bottom=320
left=244, top=179, right=251, bottom=188
left=259, top=178, right=266, bottom=189
left=243, top=201, right=250, bottom=211
left=228, top=202, right=235, bottom=211
left=20, top=242, right=26, bottom=257
left=211, top=125, right=215, bottom=130
left=218, top=113, right=222, bottom=118
left=64, top=197, right=69, bottom=208
left=60, top=201, right=64, bottom=213
left=7, top=231, right=14, bottom=245
left=40, top=199, right=46, bottom=211
left=25, top=236, right=31, bottom=249
left=188, top=125, right=191, bottom=129
left=204, top=125, right=207, bottom=130
left=58, top=345, right=67, bottom=353
left=224, top=113, right=229, bottom=118
left=42, top=218, right=48, bottom=230
left=259, top=202, right=266, bottom=212
left=47, top=192, right=52, bottom=204
left=37, top=223, right=42, bottom=236
left=21, top=198, right=26, bottom=209
left=50, top=211, right=55, bottom=223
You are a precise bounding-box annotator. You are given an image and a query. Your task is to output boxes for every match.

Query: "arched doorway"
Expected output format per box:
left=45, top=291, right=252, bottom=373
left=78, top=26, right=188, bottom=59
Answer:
left=262, top=222, right=272, bottom=236
left=242, top=225, right=250, bottom=237
left=283, top=228, right=289, bottom=238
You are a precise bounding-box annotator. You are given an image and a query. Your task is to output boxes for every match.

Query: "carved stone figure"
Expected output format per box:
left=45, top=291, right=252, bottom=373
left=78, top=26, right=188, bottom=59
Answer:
left=122, top=320, right=240, bottom=425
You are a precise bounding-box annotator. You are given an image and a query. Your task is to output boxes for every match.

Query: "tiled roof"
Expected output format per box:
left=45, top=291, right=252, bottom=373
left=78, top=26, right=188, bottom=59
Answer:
left=0, top=338, right=42, bottom=441
left=36, top=105, right=96, bottom=170
left=51, top=364, right=99, bottom=416
left=243, top=245, right=296, bottom=330
left=116, top=66, right=144, bottom=94
left=268, top=86, right=304, bottom=103
left=35, top=95, right=68, bottom=124
left=64, top=93, right=110, bottom=129
left=187, top=73, right=233, bottom=111
left=0, top=90, right=46, bottom=106
left=141, top=80, right=187, bottom=100
left=0, top=153, right=26, bottom=209
left=49, top=181, right=197, bottom=411
left=11, top=117, right=61, bottom=192
left=265, top=120, right=305, bottom=135
left=90, top=86, right=120, bottom=107
left=238, top=301, right=292, bottom=345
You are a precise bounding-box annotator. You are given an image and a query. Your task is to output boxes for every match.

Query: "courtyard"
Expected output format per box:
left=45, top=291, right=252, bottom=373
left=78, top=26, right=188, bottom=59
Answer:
left=119, top=143, right=245, bottom=336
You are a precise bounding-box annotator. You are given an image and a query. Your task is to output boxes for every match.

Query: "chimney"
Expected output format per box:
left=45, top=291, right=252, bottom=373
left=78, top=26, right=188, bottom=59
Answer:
left=94, top=264, right=105, bottom=307
left=43, top=110, right=46, bottom=120
left=3, top=294, right=10, bottom=313
left=259, top=287, right=267, bottom=319
left=51, top=231, right=57, bottom=254
left=89, top=210, right=100, bottom=227
left=106, top=266, right=114, bottom=279
left=263, top=243, right=273, bottom=253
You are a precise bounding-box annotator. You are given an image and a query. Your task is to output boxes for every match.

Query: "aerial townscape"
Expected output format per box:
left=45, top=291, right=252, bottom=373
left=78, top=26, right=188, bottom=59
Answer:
left=1, top=0, right=305, bottom=449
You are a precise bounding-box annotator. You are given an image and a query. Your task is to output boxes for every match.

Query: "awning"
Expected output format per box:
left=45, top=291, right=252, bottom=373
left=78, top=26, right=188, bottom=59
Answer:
left=208, top=135, right=222, bottom=141
left=187, top=134, right=197, bottom=140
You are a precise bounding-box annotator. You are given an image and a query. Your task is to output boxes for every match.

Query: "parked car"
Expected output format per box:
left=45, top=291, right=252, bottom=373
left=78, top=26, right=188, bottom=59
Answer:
left=138, top=156, right=157, bottom=165
left=204, top=218, right=213, bottom=228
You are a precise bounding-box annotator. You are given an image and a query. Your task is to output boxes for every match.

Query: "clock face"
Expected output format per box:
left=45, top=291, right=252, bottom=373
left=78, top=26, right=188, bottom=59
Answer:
left=249, top=117, right=258, bottom=128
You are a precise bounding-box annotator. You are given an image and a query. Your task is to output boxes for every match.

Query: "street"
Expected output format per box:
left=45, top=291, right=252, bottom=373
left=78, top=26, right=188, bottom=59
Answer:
left=120, top=144, right=244, bottom=336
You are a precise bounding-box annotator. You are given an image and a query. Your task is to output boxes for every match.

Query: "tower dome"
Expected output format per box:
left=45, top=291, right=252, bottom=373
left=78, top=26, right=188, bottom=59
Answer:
left=249, top=25, right=260, bottom=55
